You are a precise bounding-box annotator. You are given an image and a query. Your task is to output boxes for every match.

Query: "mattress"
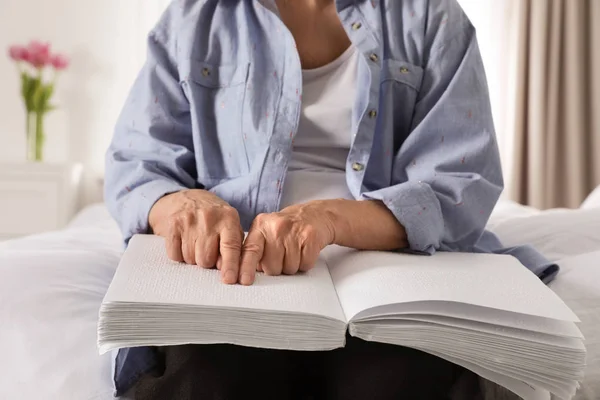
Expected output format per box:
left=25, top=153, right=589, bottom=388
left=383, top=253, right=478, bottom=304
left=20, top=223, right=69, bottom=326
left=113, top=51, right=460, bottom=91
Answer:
left=0, top=200, right=598, bottom=400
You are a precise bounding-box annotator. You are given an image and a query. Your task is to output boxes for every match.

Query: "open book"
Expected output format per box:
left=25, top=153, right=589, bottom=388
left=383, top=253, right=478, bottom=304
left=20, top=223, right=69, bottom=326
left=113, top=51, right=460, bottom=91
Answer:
left=98, top=235, right=586, bottom=400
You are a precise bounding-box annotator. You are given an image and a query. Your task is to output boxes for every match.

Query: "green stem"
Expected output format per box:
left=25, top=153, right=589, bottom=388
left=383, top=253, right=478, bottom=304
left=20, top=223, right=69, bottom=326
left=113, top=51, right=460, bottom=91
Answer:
left=26, top=112, right=30, bottom=144
left=35, top=111, right=44, bottom=161
left=26, top=112, right=30, bottom=160
left=26, top=112, right=37, bottom=161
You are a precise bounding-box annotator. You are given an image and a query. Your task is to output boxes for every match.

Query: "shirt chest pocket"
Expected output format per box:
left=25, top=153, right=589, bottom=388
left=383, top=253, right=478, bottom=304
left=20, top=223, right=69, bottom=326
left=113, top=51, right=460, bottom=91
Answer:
left=380, top=60, right=424, bottom=142
left=181, top=60, right=251, bottom=181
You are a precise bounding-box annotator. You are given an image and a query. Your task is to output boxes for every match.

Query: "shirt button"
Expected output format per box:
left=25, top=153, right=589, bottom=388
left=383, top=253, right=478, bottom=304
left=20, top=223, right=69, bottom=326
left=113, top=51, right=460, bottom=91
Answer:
left=202, top=67, right=210, bottom=76
left=351, top=22, right=362, bottom=30
left=368, top=110, right=377, bottom=119
left=352, top=162, right=365, bottom=172
left=400, top=66, right=410, bottom=74
left=369, top=53, right=379, bottom=62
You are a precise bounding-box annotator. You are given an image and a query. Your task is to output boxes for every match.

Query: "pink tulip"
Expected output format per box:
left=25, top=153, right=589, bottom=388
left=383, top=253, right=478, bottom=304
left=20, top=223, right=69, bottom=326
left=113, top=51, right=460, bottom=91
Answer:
left=21, top=49, right=32, bottom=63
left=8, top=45, right=28, bottom=62
left=28, top=40, right=50, bottom=55
left=50, top=54, right=69, bottom=70
left=27, top=40, right=51, bottom=68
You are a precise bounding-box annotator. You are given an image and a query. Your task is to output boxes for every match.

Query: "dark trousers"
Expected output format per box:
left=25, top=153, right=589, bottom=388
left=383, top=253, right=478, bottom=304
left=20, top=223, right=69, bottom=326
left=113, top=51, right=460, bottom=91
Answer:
left=134, top=334, right=470, bottom=400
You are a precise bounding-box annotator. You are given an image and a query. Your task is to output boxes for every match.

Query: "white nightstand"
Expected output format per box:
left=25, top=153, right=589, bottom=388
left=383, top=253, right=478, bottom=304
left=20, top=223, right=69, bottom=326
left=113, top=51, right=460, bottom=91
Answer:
left=0, top=163, right=83, bottom=240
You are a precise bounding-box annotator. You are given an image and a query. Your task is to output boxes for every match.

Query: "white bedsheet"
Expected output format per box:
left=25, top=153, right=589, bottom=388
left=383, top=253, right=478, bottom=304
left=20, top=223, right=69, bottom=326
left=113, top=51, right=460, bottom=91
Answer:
left=0, top=213, right=123, bottom=400
left=0, top=200, right=599, bottom=400
left=548, top=251, right=600, bottom=400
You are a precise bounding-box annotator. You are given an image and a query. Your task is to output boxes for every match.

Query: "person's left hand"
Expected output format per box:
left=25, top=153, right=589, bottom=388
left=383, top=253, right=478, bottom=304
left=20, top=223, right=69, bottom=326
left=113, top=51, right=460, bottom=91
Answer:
left=239, top=201, right=336, bottom=280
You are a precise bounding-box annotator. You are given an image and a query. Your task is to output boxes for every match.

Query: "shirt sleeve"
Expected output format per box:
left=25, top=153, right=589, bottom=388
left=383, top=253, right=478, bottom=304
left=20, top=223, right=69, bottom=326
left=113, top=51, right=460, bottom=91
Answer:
left=362, top=11, right=503, bottom=254
left=104, top=16, right=197, bottom=243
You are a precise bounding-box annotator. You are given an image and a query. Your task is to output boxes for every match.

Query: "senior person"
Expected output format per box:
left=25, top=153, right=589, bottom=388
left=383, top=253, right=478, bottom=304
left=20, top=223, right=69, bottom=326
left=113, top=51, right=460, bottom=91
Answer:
left=105, top=0, right=558, bottom=398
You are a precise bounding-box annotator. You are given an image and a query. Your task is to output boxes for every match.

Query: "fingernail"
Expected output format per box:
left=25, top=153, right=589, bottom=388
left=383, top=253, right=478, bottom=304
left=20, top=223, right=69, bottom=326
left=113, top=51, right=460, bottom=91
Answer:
left=223, top=270, right=237, bottom=284
left=240, top=273, right=254, bottom=286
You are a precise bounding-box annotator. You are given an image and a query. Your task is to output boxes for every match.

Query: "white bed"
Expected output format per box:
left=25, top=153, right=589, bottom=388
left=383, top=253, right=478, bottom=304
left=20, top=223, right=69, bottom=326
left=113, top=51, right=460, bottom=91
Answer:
left=1, top=193, right=599, bottom=400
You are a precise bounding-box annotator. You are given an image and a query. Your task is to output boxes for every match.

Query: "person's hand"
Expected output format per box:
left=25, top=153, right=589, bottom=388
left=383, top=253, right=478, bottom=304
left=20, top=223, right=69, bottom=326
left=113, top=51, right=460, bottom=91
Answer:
left=148, top=189, right=245, bottom=285
left=240, top=201, right=336, bottom=278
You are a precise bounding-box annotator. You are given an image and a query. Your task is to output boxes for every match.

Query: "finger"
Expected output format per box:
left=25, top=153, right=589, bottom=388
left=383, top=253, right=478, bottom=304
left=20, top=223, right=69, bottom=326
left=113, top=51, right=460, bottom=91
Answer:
left=240, top=230, right=265, bottom=285
left=219, top=227, right=243, bottom=284
left=261, top=233, right=285, bottom=276
left=299, top=241, right=321, bottom=272
left=181, top=234, right=196, bottom=265
left=165, top=231, right=184, bottom=262
left=256, top=263, right=263, bottom=272
left=196, top=234, right=219, bottom=268
left=216, top=255, right=223, bottom=270
left=282, top=238, right=301, bottom=275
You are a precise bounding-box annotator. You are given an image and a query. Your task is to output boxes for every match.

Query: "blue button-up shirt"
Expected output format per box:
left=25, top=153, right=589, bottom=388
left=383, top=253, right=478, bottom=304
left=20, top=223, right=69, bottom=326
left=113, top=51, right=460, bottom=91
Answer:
left=104, top=0, right=559, bottom=395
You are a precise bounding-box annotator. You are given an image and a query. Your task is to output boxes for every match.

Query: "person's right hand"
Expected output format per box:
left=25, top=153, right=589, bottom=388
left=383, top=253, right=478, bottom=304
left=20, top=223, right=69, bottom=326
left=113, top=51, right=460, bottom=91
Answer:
left=148, top=189, right=249, bottom=285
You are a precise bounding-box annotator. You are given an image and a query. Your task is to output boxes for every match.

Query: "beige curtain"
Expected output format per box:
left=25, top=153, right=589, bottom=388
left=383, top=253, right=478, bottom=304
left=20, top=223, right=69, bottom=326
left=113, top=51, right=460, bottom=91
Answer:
left=506, top=0, right=600, bottom=209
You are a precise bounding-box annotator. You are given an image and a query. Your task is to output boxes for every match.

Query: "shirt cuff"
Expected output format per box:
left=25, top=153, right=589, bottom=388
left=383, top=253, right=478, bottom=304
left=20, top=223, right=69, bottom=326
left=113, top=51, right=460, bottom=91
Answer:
left=121, top=179, right=187, bottom=244
left=361, top=181, right=444, bottom=254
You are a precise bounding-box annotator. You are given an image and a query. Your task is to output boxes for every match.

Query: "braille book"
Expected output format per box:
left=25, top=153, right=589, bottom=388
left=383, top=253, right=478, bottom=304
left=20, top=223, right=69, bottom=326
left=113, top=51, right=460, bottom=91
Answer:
left=98, top=234, right=585, bottom=400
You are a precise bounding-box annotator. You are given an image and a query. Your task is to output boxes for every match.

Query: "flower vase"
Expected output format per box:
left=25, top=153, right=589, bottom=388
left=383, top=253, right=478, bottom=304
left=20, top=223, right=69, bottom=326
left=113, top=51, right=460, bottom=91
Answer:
left=26, top=111, right=45, bottom=162
left=9, top=41, right=70, bottom=162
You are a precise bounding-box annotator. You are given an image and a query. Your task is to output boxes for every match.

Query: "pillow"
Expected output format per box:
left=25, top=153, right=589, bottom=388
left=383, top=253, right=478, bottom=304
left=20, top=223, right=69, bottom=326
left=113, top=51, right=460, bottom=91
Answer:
left=68, top=203, right=114, bottom=229
left=487, top=206, right=600, bottom=262
left=0, top=222, right=122, bottom=400
left=581, top=185, right=600, bottom=209
left=487, top=200, right=541, bottom=230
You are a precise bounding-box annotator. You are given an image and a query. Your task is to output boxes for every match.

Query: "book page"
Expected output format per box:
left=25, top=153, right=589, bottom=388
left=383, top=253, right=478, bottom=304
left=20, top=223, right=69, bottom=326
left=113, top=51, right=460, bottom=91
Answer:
left=351, top=301, right=583, bottom=338
left=103, top=235, right=346, bottom=322
left=323, top=246, right=579, bottom=323
left=421, top=349, right=552, bottom=400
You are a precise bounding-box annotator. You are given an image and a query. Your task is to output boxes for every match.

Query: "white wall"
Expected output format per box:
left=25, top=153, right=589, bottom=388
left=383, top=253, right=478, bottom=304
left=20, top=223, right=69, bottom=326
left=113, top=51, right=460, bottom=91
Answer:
left=458, top=0, right=512, bottom=181
left=0, top=0, right=165, bottom=205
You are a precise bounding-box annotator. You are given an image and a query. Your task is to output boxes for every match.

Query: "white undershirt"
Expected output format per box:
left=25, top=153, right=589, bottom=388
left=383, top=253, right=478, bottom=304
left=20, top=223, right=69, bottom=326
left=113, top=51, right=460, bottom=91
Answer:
left=279, top=45, right=359, bottom=208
